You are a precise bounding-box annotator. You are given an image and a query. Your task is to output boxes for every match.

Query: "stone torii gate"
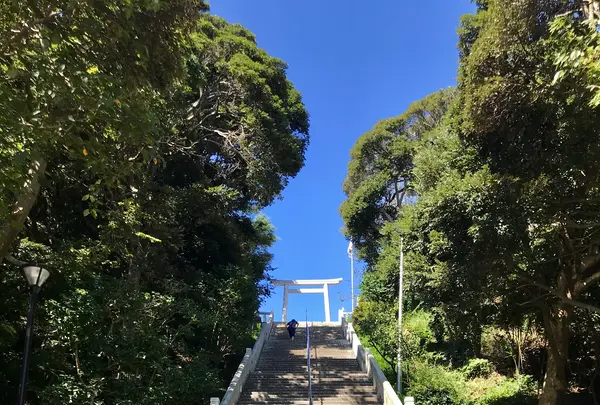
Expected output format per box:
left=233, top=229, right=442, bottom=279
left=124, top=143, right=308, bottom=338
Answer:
left=272, top=278, right=343, bottom=323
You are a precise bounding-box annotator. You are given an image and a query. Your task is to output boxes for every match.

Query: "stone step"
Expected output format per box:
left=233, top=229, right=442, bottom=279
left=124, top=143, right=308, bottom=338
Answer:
left=248, top=373, right=371, bottom=379
left=247, top=376, right=374, bottom=382
left=255, top=368, right=364, bottom=371
left=244, top=379, right=375, bottom=385
left=259, top=354, right=353, bottom=357
left=250, top=373, right=367, bottom=378
left=239, top=396, right=380, bottom=402
left=252, top=367, right=365, bottom=372
left=242, top=388, right=378, bottom=395
left=238, top=402, right=379, bottom=405
left=258, top=360, right=358, bottom=363
left=237, top=396, right=380, bottom=404
left=241, top=392, right=379, bottom=399
left=247, top=378, right=371, bottom=383
left=245, top=383, right=375, bottom=389
left=257, top=359, right=359, bottom=363
left=242, top=387, right=376, bottom=393
left=255, top=365, right=363, bottom=371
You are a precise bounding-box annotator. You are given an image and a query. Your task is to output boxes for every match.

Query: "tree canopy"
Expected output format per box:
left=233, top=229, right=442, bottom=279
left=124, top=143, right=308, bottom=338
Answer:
left=0, top=2, right=309, bottom=403
left=342, top=2, right=600, bottom=405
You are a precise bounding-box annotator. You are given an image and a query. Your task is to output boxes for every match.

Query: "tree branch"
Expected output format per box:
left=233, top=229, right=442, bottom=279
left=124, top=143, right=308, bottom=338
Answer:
left=0, top=155, right=47, bottom=263
left=368, top=338, right=396, bottom=372
left=382, top=210, right=394, bottom=223
left=578, top=270, right=600, bottom=292
left=518, top=273, right=600, bottom=313
left=559, top=296, right=600, bottom=314
left=565, top=220, right=600, bottom=229
left=5, top=255, right=27, bottom=266
left=1, top=10, right=61, bottom=54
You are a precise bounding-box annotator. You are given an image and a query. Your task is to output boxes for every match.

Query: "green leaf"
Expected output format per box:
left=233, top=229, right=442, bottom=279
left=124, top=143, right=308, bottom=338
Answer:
left=135, top=232, right=162, bottom=243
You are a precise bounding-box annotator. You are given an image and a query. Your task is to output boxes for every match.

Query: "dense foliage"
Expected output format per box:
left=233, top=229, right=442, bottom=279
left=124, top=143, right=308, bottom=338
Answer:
left=342, top=1, right=600, bottom=405
left=0, top=2, right=309, bottom=404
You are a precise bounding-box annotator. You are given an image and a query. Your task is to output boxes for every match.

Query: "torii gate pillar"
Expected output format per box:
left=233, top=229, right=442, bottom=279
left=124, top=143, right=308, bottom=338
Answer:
left=273, top=278, right=343, bottom=323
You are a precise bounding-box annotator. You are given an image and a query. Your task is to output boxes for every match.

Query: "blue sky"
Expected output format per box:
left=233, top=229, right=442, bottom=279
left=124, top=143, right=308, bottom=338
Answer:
left=211, top=0, right=476, bottom=322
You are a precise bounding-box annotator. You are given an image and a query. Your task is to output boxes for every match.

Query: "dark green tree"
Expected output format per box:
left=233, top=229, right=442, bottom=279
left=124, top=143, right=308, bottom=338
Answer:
left=342, top=3, right=600, bottom=404
left=0, top=4, right=309, bottom=404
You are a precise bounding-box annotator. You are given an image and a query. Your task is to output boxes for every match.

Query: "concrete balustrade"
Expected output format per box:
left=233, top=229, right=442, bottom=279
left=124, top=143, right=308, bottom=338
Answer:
left=341, top=315, right=415, bottom=405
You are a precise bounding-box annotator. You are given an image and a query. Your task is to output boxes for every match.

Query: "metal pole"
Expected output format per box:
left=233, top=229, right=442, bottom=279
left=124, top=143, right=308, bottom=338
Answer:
left=18, top=285, right=39, bottom=405
left=350, top=253, right=355, bottom=312
left=397, top=237, right=404, bottom=394
left=306, top=310, right=313, bottom=405
left=323, top=283, right=330, bottom=323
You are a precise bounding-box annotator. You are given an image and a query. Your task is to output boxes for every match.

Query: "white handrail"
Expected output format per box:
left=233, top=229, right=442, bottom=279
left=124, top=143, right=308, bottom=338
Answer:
left=306, top=316, right=313, bottom=405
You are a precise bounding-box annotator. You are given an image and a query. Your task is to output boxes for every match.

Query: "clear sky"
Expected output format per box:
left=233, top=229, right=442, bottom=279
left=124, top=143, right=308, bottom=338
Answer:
left=210, top=0, right=476, bottom=322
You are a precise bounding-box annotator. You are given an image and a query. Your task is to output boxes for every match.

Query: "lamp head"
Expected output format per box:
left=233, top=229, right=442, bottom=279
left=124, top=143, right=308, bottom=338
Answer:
left=22, top=266, right=50, bottom=287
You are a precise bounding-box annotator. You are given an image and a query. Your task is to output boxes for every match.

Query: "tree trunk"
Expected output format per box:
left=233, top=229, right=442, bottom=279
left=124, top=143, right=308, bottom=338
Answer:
left=539, top=301, right=570, bottom=405
left=584, top=1, right=599, bottom=20
left=539, top=345, right=567, bottom=405
left=0, top=155, right=47, bottom=262
left=127, top=234, right=142, bottom=290
left=473, top=322, right=482, bottom=358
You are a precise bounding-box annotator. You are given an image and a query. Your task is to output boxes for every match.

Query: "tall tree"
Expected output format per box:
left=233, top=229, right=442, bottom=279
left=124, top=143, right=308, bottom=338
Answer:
left=340, top=89, right=455, bottom=266
left=456, top=1, right=600, bottom=403
left=0, top=4, right=309, bottom=404
left=342, top=2, right=600, bottom=404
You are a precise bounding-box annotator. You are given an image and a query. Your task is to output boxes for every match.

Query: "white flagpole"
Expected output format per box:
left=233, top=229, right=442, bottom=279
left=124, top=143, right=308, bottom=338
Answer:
left=348, top=241, right=354, bottom=312
left=351, top=252, right=355, bottom=312
left=397, top=237, right=404, bottom=394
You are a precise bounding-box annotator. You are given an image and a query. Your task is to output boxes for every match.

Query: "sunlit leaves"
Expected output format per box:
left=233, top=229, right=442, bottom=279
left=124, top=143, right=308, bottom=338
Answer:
left=548, top=16, right=600, bottom=107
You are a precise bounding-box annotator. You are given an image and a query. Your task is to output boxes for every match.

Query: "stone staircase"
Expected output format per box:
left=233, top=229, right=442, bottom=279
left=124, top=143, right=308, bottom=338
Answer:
left=237, top=323, right=381, bottom=404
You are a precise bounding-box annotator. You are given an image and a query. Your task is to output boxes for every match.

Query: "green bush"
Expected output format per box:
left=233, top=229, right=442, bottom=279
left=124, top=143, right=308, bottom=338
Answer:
left=407, top=362, right=468, bottom=405
left=404, top=310, right=434, bottom=343
left=471, top=375, right=537, bottom=405
left=461, top=358, right=494, bottom=379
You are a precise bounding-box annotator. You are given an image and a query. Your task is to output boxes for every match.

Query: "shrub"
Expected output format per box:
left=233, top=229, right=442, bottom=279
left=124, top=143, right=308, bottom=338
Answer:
left=407, top=362, right=468, bottom=405
left=404, top=310, right=434, bottom=343
left=470, top=375, right=537, bottom=405
left=481, top=324, right=545, bottom=376
left=461, top=358, right=494, bottom=379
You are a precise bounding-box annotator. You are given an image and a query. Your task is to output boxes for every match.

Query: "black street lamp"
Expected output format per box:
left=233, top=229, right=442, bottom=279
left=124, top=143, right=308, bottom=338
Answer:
left=18, top=265, right=50, bottom=405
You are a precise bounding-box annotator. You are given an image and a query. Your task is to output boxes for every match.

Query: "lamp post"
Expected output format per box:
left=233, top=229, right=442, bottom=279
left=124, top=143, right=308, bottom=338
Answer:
left=350, top=243, right=354, bottom=312
left=397, top=237, right=404, bottom=394
left=18, top=265, right=50, bottom=405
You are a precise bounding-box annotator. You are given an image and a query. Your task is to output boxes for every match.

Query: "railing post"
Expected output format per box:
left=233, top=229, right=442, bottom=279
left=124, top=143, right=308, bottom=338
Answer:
left=365, top=347, right=372, bottom=375
left=244, top=348, right=252, bottom=370
left=210, top=398, right=220, bottom=405
left=404, top=396, right=415, bottom=405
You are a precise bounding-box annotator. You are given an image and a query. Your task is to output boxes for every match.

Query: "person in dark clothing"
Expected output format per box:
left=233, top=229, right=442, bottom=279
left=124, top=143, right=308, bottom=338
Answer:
left=286, top=319, right=299, bottom=340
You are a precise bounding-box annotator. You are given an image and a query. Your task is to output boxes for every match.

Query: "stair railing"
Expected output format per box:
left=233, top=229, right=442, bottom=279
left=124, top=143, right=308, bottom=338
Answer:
left=306, top=315, right=313, bottom=405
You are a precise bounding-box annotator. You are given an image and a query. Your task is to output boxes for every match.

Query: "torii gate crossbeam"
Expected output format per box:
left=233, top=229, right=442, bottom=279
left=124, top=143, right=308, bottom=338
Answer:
left=272, top=278, right=343, bottom=323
